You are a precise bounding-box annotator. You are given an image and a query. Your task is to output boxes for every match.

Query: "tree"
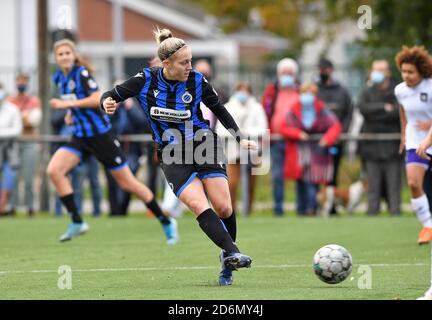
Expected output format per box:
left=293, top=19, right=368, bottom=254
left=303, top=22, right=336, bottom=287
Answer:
left=365, top=0, right=432, bottom=48
left=187, top=0, right=369, bottom=57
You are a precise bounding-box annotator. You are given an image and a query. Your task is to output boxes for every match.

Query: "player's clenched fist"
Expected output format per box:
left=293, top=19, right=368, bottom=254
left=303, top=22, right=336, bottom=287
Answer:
left=103, top=97, right=118, bottom=115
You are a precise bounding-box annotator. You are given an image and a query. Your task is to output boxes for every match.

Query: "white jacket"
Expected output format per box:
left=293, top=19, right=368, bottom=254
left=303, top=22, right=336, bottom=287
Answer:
left=216, top=95, right=268, bottom=163
left=0, top=100, right=23, bottom=138
left=0, top=100, right=23, bottom=168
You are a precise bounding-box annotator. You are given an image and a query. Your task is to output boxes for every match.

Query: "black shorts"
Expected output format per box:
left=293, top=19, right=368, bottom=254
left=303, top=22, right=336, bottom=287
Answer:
left=60, top=130, right=128, bottom=171
left=158, top=130, right=227, bottom=197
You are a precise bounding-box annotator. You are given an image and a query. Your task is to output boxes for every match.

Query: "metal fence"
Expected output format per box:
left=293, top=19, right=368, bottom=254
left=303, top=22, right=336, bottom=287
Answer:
left=1, top=133, right=401, bottom=216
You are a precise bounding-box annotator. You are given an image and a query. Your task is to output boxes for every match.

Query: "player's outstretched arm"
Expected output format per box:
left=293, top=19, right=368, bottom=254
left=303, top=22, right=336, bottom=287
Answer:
left=417, top=128, right=432, bottom=160
left=100, top=72, right=146, bottom=113
left=50, top=91, right=102, bottom=109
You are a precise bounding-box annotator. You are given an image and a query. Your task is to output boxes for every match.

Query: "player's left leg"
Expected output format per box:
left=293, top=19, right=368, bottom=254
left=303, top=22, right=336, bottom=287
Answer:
left=406, top=163, right=432, bottom=244
left=110, top=165, right=178, bottom=244
left=202, top=177, right=240, bottom=286
left=226, top=163, right=240, bottom=212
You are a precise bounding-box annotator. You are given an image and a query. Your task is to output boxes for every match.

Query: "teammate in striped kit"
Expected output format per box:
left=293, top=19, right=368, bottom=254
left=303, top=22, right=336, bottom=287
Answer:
left=101, top=28, right=257, bottom=285
left=47, top=39, right=178, bottom=244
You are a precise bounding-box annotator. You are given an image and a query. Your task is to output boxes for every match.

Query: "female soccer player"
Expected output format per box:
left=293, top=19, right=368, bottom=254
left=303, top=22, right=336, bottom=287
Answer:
left=101, top=28, right=257, bottom=286
left=47, top=39, right=178, bottom=244
left=394, top=45, right=432, bottom=245
left=415, top=59, right=432, bottom=299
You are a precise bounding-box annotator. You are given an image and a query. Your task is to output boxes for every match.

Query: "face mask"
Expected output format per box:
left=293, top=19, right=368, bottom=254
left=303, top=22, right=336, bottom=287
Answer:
left=17, top=84, right=27, bottom=93
left=370, top=71, right=385, bottom=84
left=0, top=90, right=6, bottom=101
left=235, top=91, right=249, bottom=104
left=279, top=75, right=295, bottom=88
left=300, top=92, right=315, bottom=106
left=319, top=73, right=329, bottom=83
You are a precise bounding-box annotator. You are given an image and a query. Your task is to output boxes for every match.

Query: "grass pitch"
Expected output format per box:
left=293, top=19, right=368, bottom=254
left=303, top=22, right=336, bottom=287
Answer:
left=0, top=213, right=430, bottom=300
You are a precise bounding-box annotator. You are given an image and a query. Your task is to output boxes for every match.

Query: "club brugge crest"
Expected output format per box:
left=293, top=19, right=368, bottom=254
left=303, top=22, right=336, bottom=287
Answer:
left=182, top=91, right=193, bottom=104
left=68, top=80, right=76, bottom=91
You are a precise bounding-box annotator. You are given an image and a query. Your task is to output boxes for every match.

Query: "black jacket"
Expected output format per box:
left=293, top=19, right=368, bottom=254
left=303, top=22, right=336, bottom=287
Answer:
left=317, top=80, right=353, bottom=133
left=357, top=79, right=401, bottom=160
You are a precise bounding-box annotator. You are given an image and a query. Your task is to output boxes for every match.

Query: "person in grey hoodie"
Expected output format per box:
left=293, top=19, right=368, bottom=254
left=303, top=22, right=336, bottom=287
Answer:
left=358, top=59, right=402, bottom=216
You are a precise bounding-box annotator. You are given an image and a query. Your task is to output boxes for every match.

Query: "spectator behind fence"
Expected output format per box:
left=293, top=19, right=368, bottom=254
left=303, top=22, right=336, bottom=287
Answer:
left=0, top=83, right=23, bottom=216
left=7, top=73, right=42, bottom=217
left=315, top=58, right=353, bottom=216
left=105, top=91, right=148, bottom=216
left=262, top=57, right=300, bottom=216
left=358, top=59, right=402, bottom=216
left=280, top=83, right=342, bottom=216
left=195, top=59, right=229, bottom=130
left=216, top=81, right=268, bottom=214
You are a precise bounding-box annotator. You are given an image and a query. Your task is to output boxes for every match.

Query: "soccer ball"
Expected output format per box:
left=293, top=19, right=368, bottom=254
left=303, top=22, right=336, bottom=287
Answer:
left=313, top=244, right=352, bottom=284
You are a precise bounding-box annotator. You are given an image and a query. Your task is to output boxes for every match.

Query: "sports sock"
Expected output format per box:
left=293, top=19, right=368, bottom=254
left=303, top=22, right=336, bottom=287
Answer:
left=221, top=211, right=237, bottom=242
left=411, top=194, right=432, bottom=228
left=60, top=194, right=82, bottom=224
left=197, top=208, right=239, bottom=253
left=146, top=198, right=171, bottom=225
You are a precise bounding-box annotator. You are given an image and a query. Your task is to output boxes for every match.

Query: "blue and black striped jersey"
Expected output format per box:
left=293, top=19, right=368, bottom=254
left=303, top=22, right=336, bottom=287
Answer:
left=53, top=65, right=111, bottom=138
left=101, top=67, right=241, bottom=146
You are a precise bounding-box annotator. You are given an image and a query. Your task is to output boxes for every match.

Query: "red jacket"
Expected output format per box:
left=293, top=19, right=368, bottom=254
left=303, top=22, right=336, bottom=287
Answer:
left=261, top=82, right=299, bottom=134
left=279, top=98, right=342, bottom=182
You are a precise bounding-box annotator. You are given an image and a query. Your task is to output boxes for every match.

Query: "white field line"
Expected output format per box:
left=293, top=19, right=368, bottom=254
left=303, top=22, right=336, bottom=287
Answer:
left=0, top=263, right=426, bottom=275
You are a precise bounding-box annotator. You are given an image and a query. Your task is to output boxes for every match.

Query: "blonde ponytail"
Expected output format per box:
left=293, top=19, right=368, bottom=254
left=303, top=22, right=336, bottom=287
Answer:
left=152, top=27, right=186, bottom=61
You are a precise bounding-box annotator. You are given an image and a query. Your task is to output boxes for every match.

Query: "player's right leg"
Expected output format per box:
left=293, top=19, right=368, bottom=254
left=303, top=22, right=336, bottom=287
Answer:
left=46, top=147, right=87, bottom=241
left=406, top=157, right=432, bottom=245
left=178, top=178, right=251, bottom=281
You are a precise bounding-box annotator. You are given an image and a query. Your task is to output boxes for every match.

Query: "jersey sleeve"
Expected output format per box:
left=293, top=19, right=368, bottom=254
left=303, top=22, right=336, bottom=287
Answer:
left=394, top=83, right=403, bottom=105
left=79, top=68, right=99, bottom=95
left=100, top=71, right=146, bottom=107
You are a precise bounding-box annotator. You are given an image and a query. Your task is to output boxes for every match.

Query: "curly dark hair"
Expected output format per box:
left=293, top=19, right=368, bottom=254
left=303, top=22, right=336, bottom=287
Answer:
left=395, top=46, right=432, bottom=78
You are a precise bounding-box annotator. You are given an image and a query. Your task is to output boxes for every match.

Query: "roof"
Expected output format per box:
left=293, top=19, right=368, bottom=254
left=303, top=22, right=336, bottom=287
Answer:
left=227, top=27, right=290, bottom=50
left=106, top=0, right=221, bottom=39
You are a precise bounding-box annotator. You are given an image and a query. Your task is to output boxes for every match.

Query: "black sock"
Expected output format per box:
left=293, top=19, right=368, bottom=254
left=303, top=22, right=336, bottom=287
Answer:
left=146, top=198, right=171, bottom=225
left=197, top=208, right=239, bottom=253
left=221, top=211, right=237, bottom=242
left=60, top=194, right=82, bottom=223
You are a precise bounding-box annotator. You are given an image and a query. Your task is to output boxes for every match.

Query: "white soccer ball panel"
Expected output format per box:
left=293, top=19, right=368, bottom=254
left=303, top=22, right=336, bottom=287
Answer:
left=318, top=257, right=331, bottom=270
left=318, top=247, right=332, bottom=257
left=329, top=261, right=342, bottom=274
left=329, top=249, right=344, bottom=261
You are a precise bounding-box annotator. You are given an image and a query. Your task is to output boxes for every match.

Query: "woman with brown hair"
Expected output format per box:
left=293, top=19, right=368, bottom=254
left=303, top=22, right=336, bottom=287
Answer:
left=395, top=45, right=432, bottom=245
left=279, top=82, right=342, bottom=216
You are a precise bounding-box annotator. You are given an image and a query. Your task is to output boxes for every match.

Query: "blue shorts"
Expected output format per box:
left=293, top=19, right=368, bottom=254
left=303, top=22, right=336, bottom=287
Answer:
left=405, top=149, right=432, bottom=169
left=1, top=161, right=17, bottom=191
